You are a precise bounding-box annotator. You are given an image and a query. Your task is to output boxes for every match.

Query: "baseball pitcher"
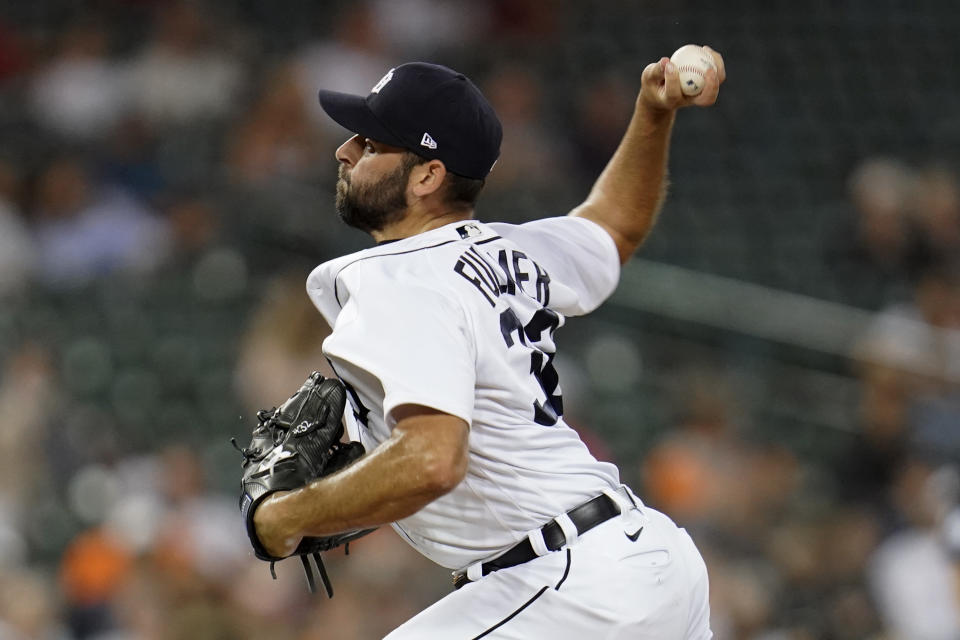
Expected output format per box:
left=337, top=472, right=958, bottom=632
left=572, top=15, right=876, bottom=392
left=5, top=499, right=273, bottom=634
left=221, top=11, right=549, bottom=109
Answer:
left=243, top=48, right=724, bottom=638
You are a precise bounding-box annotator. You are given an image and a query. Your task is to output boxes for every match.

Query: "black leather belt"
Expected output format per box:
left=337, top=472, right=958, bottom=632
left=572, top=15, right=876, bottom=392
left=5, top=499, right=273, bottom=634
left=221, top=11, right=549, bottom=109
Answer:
left=453, top=492, right=621, bottom=589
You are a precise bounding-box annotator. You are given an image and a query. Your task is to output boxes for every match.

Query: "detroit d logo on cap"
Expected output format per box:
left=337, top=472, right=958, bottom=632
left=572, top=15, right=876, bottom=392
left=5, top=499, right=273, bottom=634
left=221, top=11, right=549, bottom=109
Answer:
left=371, top=68, right=394, bottom=94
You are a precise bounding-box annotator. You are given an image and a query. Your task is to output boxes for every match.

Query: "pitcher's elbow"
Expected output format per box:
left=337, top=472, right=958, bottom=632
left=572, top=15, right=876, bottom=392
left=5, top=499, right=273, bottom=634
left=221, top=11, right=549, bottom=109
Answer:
left=421, top=450, right=467, bottom=496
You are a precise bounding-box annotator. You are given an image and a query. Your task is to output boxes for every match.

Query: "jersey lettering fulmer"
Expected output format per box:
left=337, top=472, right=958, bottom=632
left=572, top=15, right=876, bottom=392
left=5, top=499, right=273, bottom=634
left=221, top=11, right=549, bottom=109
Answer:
left=454, top=246, right=552, bottom=307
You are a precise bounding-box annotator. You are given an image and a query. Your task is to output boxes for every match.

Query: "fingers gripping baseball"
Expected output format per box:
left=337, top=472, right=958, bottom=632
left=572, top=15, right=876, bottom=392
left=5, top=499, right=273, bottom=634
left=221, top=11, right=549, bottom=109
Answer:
left=693, top=45, right=724, bottom=106
left=639, top=45, right=725, bottom=112
left=639, top=58, right=687, bottom=111
left=703, top=45, right=726, bottom=84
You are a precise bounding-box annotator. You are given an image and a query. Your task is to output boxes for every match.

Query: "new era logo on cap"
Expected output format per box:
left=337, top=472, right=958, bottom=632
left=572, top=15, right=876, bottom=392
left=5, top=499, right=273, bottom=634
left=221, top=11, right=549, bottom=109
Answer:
left=420, top=132, right=438, bottom=150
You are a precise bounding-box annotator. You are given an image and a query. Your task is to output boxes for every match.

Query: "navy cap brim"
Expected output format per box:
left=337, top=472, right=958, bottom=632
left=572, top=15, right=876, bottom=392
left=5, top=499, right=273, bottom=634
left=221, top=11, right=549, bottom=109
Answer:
left=317, top=89, right=406, bottom=148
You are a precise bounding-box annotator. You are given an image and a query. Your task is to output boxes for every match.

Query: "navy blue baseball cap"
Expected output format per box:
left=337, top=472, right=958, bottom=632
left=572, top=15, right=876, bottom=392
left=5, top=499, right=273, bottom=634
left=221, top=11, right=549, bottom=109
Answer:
left=318, top=62, right=502, bottom=180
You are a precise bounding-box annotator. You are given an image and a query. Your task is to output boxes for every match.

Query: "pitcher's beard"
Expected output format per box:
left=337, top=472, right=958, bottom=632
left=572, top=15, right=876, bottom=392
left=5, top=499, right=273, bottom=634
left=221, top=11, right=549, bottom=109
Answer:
left=335, top=160, right=415, bottom=234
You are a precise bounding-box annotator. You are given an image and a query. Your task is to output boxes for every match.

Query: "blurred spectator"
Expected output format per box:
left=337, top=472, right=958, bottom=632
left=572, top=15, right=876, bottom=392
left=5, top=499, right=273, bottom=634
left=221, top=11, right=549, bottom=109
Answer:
left=161, top=191, right=221, bottom=262
left=29, top=21, right=128, bottom=139
left=227, top=553, right=314, bottom=630
left=481, top=65, right=576, bottom=218
left=847, top=266, right=960, bottom=497
left=126, top=2, right=241, bottom=127
left=235, top=273, right=334, bottom=414
left=298, top=583, right=370, bottom=640
left=293, top=3, right=391, bottom=134
left=30, top=155, right=171, bottom=287
left=164, top=598, right=246, bottom=640
left=705, top=555, right=779, bottom=640
left=768, top=509, right=881, bottom=638
left=107, top=560, right=170, bottom=639
left=838, top=362, right=912, bottom=516
left=0, top=504, right=26, bottom=571
left=369, top=0, right=490, bottom=56
left=826, top=157, right=925, bottom=308
left=868, top=458, right=960, bottom=640
left=0, top=568, right=64, bottom=639
left=641, top=370, right=815, bottom=638
left=943, top=502, right=960, bottom=562
left=0, top=20, right=28, bottom=83
left=57, top=445, right=252, bottom=638
left=226, top=63, right=325, bottom=187
left=111, top=557, right=249, bottom=640
left=910, top=391, right=960, bottom=462
left=298, top=528, right=449, bottom=639
left=487, top=0, right=562, bottom=45
left=913, top=164, right=960, bottom=269
left=641, top=368, right=797, bottom=539
left=570, top=74, right=635, bottom=185
left=99, top=117, right=165, bottom=202
left=149, top=446, right=249, bottom=586
left=0, top=160, right=35, bottom=295
left=59, top=526, right=132, bottom=637
left=0, top=344, right=54, bottom=521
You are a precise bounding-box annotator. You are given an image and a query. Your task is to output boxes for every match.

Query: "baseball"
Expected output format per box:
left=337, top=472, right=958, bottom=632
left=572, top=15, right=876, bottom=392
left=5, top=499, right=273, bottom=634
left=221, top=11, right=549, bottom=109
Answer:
left=670, top=44, right=716, bottom=96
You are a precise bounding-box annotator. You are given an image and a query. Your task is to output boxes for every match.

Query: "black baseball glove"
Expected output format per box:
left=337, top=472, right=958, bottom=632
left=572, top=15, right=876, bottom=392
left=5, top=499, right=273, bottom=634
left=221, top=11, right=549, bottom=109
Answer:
left=233, top=372, right=374, bottom=596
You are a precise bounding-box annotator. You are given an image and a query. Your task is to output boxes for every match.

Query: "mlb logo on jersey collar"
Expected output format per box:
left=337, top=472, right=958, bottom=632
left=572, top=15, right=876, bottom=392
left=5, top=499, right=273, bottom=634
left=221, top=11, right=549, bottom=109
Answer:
left=456, top=223, right=482, bottom=239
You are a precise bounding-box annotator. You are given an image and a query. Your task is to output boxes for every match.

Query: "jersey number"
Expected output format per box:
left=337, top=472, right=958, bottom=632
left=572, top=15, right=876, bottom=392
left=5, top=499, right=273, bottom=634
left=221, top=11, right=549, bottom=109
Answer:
left=500, top=307, right=563, bottom=426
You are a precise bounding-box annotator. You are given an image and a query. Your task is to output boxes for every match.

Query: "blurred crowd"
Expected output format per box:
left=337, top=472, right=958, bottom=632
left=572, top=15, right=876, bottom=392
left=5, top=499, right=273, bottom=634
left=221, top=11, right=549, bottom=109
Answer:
left=0, top=1, right=959, bottom=639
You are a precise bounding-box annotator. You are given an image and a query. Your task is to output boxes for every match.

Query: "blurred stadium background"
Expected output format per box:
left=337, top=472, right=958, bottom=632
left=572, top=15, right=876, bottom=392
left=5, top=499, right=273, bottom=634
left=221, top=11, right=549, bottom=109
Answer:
left=1, top=0, right=959, bottom=638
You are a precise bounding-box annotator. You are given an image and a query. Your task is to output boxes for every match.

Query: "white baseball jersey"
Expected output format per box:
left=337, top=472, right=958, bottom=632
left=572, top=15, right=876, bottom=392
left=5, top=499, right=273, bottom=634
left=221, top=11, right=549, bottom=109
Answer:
left=306, top=216, right=622, bottom=570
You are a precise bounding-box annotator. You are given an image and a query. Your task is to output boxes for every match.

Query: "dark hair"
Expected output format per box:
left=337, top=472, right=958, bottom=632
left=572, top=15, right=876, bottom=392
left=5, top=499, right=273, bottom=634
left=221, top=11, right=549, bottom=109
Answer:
left=443, top=171, right=486, bottom=211
left=404, top=152, right=485, bottom=212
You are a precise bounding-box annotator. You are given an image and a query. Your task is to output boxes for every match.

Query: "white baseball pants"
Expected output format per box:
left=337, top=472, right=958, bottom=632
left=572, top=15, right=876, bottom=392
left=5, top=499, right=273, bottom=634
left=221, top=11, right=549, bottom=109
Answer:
left=384, top=501, right=712, bottom=639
